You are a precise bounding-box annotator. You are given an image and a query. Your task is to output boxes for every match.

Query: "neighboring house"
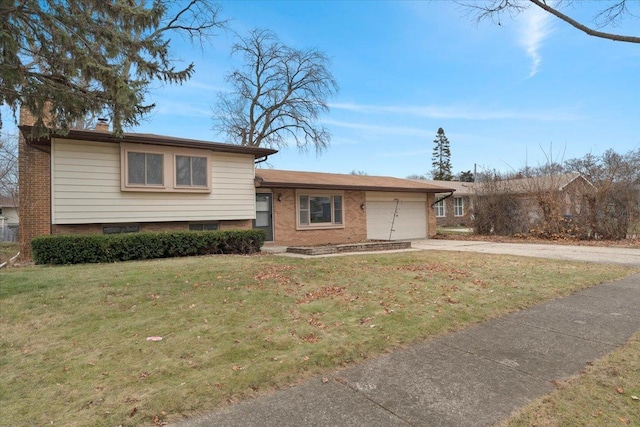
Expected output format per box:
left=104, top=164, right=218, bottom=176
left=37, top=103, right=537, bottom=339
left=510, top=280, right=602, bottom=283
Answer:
left=255, top=169, right=454, bottom=246
left=0, top=196, right=19, bottom=242
left=0, top=196, right=19, bottom=227
left=477, top=173, right=594, bottom=224
left=18, top=108, right=454, bottom=259
left=427, top=180, right=475, bottom=227
left=418, top=174, right=592, bottom=230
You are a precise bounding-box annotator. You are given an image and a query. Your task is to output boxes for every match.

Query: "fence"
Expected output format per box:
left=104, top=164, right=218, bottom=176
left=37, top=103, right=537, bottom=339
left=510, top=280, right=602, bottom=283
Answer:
left=0, top=226, right=18, bottom=242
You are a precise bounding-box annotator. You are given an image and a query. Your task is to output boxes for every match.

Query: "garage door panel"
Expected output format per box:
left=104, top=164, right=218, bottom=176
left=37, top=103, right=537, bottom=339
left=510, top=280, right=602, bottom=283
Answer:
left=366, top=200, right=426, bottom=240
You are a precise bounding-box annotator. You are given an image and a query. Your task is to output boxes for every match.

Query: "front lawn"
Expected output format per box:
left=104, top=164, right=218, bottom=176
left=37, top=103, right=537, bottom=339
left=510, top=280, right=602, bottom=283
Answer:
left=1, top=251, right=636, bottom=426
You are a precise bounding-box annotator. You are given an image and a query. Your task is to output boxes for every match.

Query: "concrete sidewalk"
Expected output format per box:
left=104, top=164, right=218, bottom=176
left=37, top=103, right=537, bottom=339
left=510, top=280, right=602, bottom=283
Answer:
left=173, top=273, right=640, bottom=427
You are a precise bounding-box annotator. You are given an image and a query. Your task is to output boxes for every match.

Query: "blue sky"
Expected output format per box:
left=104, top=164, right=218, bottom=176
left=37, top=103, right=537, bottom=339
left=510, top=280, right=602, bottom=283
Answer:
left=9, top=1, right=640, bottom=178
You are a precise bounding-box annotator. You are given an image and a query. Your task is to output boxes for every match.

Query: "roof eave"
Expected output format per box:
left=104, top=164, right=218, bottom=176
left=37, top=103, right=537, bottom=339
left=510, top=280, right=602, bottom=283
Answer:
left=18, top=125, right=278, bottom=158
left=256, top=181, right=455, bottom=193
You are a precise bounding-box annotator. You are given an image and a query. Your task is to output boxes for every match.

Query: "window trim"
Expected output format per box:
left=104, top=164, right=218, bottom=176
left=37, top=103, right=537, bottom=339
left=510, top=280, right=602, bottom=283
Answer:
left=174, top=154, right=209, bottom=189
left=121, top=143, right=212, bottom=193
left=123, top=149, right=166, bottom=189
left=454, top=197, right=464, bottom=217
left=296, top=190, right=345, bottom=230
left=435, top=199, right=446, bottom=217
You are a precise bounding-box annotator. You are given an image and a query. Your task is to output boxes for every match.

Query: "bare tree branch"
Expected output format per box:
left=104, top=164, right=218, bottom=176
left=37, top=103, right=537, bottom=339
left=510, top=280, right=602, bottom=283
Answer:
left=459, top=0, right=640, bottom=43
left=213, top=29, right=338, bottom=153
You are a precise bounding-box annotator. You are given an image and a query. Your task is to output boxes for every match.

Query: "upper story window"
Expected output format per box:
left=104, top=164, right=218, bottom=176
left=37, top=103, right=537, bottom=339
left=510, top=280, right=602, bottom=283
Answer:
left=121, top=143, right=211, bottom=193
left=127, top=152, right=164, bottom=186
left=435, top=199, right=446, bottom=217
left=176, top=155, right=208, bottom=187
left=454, top=197, right=464, bottom=217
left=297, top=192, right=344, bottom=229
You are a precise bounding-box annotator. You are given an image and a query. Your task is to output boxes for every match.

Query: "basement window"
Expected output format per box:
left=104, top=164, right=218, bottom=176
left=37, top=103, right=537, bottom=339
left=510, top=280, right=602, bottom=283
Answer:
left=189, top=222, right=219, bottom=231
left=103, top=225, right=140, bottom=234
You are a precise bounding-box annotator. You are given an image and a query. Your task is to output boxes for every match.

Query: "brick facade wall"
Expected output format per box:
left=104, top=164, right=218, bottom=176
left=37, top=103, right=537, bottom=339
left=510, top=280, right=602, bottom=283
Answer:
left=435, top=195, right=473, bottom=227
left=270, top=188, right=367, bottom=246
left=18, top=108, right=51, bottom=261
left=52, top=219, right=252, bottom=235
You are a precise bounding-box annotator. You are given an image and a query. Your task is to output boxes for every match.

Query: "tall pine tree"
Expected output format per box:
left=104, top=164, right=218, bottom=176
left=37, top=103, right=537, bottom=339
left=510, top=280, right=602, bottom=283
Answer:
left=431, top=127, right=453, bottom=180
left=2, top=0, right=224, bottom=137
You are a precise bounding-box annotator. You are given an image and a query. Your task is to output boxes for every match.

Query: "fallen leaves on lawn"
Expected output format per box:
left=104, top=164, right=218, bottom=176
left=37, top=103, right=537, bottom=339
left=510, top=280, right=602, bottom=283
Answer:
left=296, top=286, right=346, bottom=304
left=616, top=386, right=625, bottom=394
left=307, top=317, right=326, bottom=329
left=301, top=333, right=319, bottom=343
left=253, top=265, right=294, bottom=286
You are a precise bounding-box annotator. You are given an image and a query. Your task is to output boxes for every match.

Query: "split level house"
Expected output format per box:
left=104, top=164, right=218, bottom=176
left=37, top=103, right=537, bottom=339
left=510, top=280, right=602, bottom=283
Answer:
left=18, top=110, right=453, bottom=260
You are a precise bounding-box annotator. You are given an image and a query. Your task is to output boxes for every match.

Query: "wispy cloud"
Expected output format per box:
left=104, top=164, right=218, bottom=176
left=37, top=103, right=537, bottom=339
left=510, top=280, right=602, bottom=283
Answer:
left=322, top=118, right=431, bottom=137
left=519, top=4, right=554, bottom=77
left=329, top=103, right=579, bottom=121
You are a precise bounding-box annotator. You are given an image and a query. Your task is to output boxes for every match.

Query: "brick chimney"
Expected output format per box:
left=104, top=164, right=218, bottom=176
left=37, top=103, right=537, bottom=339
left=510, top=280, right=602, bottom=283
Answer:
left=18, top=106, right=52, bottom=261
left=95, top=118, right=109, bottom=132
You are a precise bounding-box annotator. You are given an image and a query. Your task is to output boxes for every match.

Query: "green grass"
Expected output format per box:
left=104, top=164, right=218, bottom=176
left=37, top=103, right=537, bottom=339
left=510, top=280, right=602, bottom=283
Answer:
left=436, top=226, right=473, bottom=234
left=0, top=251, right=636, bottom=426
left=502, top=331, right=640, bottom=427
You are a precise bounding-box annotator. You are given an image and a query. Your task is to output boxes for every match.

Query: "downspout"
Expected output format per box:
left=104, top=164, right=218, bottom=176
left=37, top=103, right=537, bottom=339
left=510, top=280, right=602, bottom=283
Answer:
left=431, top=191, right=454, bottom=207
left=254, top=156, right=269, bottom=164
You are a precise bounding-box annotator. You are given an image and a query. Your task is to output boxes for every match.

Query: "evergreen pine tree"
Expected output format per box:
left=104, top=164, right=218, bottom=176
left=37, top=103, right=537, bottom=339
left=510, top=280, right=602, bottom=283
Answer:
left=431, top=127, right=453, bottom=180
left=2, top=0, right=223, bottom=137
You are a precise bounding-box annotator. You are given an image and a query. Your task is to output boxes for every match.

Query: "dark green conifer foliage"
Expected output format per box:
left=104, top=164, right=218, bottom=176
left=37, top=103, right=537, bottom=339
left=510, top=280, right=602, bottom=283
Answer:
left=431, top=127, right=453, bottom=181
left=1, top=0, right=222, bottom=137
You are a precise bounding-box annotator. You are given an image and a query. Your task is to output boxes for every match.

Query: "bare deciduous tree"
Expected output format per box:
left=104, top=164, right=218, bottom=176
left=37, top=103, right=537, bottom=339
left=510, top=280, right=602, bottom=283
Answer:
left=459, top=0, right=640, bottom=44
left=472, top=170, right=528, bottom=235
left=0, top=133, right=18, bottom=201
left=213, top=29, right=339, bottom=152
left=565, top=149, right=640, bottom=239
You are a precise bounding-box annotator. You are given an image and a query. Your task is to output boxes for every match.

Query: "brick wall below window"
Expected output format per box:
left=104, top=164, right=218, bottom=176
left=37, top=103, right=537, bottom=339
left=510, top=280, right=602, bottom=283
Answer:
left=269, top=188, right=367, bottom=246
left=52, top=219, right=252, bottom=235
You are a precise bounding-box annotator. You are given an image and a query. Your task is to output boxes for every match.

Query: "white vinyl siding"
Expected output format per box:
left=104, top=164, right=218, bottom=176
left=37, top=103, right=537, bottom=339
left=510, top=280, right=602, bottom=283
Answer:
left=51, top=139, right=257, bottom=224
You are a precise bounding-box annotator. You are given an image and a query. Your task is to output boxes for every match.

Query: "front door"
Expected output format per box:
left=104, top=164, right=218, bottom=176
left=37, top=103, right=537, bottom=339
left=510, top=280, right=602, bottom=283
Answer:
left=254, top=193, right=273, bottom=241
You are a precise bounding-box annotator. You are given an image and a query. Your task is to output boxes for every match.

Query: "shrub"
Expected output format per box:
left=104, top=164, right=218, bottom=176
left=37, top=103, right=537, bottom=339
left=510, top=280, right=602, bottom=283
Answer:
left=31, top=229, right=266, bottom=265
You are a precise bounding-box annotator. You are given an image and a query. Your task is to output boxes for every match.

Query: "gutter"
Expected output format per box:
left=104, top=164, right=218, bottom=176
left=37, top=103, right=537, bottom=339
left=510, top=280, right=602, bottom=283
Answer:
left=431, top=191, right=454, bottom=208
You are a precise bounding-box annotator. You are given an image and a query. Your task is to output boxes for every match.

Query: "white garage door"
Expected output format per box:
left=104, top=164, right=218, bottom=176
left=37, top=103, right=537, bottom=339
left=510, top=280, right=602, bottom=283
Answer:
left=366, top=199, right=427, bottom=240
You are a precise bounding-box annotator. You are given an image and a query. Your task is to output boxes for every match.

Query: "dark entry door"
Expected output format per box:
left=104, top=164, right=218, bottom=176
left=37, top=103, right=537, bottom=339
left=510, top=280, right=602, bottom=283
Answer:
left=254, top=193, right=273, bottom=241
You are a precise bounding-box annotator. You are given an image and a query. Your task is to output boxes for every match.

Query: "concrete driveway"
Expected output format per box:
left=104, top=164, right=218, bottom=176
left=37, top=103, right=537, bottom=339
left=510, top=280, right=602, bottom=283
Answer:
left=411, top=239, right=640, bottom=267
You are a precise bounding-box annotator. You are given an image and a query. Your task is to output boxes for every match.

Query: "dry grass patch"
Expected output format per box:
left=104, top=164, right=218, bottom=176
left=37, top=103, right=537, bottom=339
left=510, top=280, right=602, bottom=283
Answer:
left=0, top=242, right=19, bottom=264
left=0, top=251, right=636, bottom=426
left=502, top=332, right=640, bottom=427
